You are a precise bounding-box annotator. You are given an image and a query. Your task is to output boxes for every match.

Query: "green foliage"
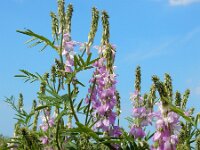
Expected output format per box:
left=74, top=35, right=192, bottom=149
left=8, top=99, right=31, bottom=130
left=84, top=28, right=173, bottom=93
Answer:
left=0, top=134, right=9, bottom=150
left=17, top=29, right=58, bottom=51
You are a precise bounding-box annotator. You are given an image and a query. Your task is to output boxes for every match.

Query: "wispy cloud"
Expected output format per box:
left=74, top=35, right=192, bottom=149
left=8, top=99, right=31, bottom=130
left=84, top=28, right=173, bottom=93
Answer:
left=169, top=0, right=200, bottom=6
left=123, top=27, right=200, bottom=63
left=124, top=39, right=176, bottom=63
left=179, top=27, right=200, bottom=44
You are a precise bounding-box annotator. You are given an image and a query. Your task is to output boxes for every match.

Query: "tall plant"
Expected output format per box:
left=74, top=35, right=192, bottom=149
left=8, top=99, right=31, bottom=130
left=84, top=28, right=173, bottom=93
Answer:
left=4, top=0, right=200, bottom=150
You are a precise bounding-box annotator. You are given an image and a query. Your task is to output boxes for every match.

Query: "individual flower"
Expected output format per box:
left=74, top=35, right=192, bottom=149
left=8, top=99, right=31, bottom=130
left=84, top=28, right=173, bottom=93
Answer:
left=48, top=118, right=55, bottom=127
left=40, top=124, right=48, bottom=132
left=130, top=125, right=145, bottom=139
left=109, top=126, right=122, bottom=137
left=40, top=136, right=48, bottom=145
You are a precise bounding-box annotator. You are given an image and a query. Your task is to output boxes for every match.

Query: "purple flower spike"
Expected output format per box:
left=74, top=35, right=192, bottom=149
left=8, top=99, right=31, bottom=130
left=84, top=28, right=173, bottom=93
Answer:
left=86, top=44, right=120, bottom=136
left=129, top=90, right=152, bottom=140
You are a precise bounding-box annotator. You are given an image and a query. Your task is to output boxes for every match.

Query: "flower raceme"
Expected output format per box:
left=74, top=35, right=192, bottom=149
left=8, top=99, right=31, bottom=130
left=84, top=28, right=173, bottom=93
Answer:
left=85, top=45, right=122, bottom=137
left=129, top=90, right=153, bottom=139
left=61, top=32, right=121, bottom=136
left=62, top=33, right=78, bottom=73
left=151, top=102, right=180, bottom=150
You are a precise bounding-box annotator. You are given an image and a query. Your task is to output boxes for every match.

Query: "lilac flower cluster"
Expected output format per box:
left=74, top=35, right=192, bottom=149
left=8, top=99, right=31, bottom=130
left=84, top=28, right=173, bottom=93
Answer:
left=39, top=109, right=55, bottom=147
left=151, top=102, right=180, bottom=150
left=40, top=109, right=55, bottom=132
left=62, top=33, right=80, bottom=73
left=130, top=91, right=152, bottom=139
left=86, top=45, right=121, bottom=137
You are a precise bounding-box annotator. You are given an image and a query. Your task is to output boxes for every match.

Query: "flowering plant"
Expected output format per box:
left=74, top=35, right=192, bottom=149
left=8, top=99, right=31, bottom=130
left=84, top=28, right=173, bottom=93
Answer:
left=3, top=0, right=200, bottom=150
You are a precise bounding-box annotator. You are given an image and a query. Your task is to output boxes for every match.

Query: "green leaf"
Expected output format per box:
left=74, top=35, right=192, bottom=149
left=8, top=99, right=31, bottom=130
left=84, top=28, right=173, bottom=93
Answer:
left=76, top=122, right=100, bottom=140
left=77, top=99, right=84, bottom=112
left=125, top=117, right=134, bottom=124
left=55, top=110, right=68, bottom=122
left=34, top=105, right=49, bottom=111
left=88, top=57, right=99, bottom=66
left=86, top=53, right=92, bottom=65
left=78, top=55, right=85, bottom=66
left=169, top=103, right=193, bottom=123
left=162, top=96, right=195, bottom=125
left=74, top=79, right=85, bottom=87
left=24, top=37, right=37, bottom=44
left=38, top=94, right=62, bottom=106
left=145, top=131, right=155, bottom=141
left=63, top=141, right=77, bottom=150
left=74, top=55, right=82, bottom=67
left=17, top=29, right=58, bottom=51
left=195, top=113, right=200, bottom=127
left=40, top=43, right=48, bottom=51
left=14, top=69, right=39, bottom=83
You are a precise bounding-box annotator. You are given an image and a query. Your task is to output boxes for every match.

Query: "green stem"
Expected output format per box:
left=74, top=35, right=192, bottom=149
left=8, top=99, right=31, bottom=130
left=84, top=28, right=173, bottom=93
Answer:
left=87, top=113, right=93, bottom=125
left=68, top=83, right=79, bottom=123
left=89, top=117, right=100, bottom=128
left=117, top=117, right=119, bottom=126
left=59, top=26, right=65, bottom=90
left=59, top=27, right=64, bottom=68
left=81, top=48, right=86, bottom=57
left=57, top=78, right=61, bottom=93
left=55, top=110, right=61, bottom=150
left=85, top=78, right=96, bottom=125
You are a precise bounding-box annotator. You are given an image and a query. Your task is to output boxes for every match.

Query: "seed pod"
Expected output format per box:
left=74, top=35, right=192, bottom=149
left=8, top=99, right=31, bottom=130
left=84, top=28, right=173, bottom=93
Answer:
left=164, top=73, right=173, bottom=100
left=101, top=11, right=110, bottom=45
left=18, top=93, right=24, bottom=112
left=58, top=0, right=65, bottom=30
left=50, top=12, right=59, bottom=37
left=43, top=72, right=49, bottom=80
left=175, top=91, right=181, bottom=107
left=135, top=66, right=141, bottom=92
left=65, top=4, right=73, bottom=34
left=51, top=65, right=56, bottom=83
left=39, top=81, right=46, bottom=94
left=182, top=89, right=190, bottom=109
left=32, top=100, right=39, bottom=131
left=115, top=91, right=121, bottom=117
left=105, top=44, right=115, bottom=73
left=143, top=93, right=148, bottom=106
left=152, top=76, right=168, bottom=106
left=87, top=7, right=99, bottom=48
left=148, top=84, right=156, bottom=111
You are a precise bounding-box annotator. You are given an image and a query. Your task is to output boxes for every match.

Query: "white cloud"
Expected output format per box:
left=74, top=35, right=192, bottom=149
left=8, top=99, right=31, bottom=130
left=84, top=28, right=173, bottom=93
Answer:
left=169, top=0, right=200, bottom=6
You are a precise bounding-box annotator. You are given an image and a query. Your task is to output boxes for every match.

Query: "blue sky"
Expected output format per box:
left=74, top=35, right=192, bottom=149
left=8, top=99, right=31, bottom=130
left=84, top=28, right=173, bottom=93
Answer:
left=0, top=0, right=200, bottom=136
